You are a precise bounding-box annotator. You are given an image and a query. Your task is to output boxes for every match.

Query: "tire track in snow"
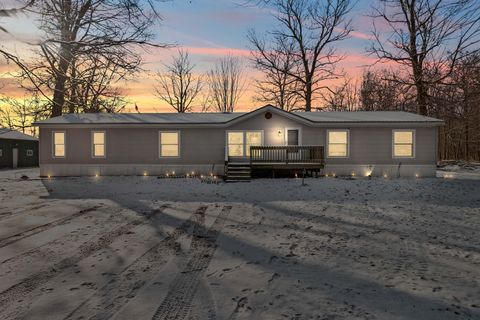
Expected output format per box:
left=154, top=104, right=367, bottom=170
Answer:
left=152, top=205, right=232, bottom=320
left=0, top=206, right=101, bottom=248
left=0, top=204, right=170, bottom=312
left=63, top=205, right=207, bottom=320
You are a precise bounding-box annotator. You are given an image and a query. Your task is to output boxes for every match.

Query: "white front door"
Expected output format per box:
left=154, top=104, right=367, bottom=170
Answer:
left=12, top=148, right=18, bottom=168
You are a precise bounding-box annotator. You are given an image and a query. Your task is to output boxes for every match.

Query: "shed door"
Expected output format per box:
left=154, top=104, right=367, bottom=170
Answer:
left=287, top=129, right=299, bottom=146
left=12, top=148, right=18, bottom=168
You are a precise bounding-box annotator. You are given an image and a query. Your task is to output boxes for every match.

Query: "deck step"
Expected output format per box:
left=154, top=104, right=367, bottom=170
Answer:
left=225, top=162, right=252, bottom=182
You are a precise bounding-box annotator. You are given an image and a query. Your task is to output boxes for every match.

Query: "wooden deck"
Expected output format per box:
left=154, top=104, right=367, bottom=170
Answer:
left=250, top=145, right=325, bottom=169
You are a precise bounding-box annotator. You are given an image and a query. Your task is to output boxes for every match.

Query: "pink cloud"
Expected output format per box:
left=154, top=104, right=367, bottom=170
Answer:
left=349, top=30, right=374, bottom=41
left=181, top=46, right=252, bottom=57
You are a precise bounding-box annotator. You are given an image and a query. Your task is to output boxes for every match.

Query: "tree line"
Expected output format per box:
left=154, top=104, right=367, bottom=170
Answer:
left=1, top=0, right=479, bottom=161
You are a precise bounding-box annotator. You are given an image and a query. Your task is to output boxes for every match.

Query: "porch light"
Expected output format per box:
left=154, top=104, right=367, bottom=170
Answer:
left=277, top=129, right=283, bottom=137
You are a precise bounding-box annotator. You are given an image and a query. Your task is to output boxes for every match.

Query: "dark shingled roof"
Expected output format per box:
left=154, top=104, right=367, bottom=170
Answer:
left=34, top=106, right=444, bottom=125
left=0, top=128, right=38, bottom=141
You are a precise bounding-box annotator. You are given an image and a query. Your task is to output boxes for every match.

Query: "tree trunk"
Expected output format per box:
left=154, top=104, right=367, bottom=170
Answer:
left=305, top=79, right=312, bottom=112
left=51, top=42, right=73, bottom=117
left=415, top=81, right=428, bottom=116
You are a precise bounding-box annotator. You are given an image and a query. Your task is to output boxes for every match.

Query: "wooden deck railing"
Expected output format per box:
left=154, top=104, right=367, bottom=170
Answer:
left=250, top=145, right=324, bottom=164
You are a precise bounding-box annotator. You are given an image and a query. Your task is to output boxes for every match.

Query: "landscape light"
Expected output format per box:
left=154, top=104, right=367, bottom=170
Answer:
left=383, top=174, right=388, bottom=178
left=351, top=172, right=355, bottom=177
left=295, top=173, right=298, bottom=178
left=166, top=173, right=169, bottom=177
left=186, top=173, right=189, bottom=177
left=47, top=175, right=51, bottom=179
left=415, top=173, right=419, bottom=178
left=95, top=173, right=99, bottom=177
left=143, top=172, right=147, bottom=176
left=172, top=171, right=175, bottom=175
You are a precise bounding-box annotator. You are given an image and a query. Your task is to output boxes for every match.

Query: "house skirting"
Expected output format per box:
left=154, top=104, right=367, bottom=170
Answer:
left=40, top=164, right=224, bottom=177
left=324, top=164, right=436, bottom=178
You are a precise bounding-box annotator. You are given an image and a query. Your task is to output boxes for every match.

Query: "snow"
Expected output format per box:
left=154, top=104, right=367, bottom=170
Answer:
left=0, top=168, right=479, bottom=319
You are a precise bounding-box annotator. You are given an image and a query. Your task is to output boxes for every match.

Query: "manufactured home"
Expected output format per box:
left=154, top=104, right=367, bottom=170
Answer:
left=34, top=105, right=444, bottom=179
left=0, top=128, right=39, bottom=169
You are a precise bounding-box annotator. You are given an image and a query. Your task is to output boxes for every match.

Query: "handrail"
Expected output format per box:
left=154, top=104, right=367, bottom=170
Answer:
left=250, top=145, right=324, bottom=164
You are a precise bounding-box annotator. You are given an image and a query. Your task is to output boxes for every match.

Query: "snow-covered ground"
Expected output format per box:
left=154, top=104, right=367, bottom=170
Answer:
left=0, top=168, right=479, bottom=320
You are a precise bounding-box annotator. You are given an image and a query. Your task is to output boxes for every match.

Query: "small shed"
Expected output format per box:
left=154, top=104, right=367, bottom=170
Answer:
left=0, top=128, right=39, bottom=168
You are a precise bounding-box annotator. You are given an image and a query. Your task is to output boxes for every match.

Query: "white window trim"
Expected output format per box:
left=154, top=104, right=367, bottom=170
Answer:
left=52, top=130, right=66, bottom=158
left=91, top=130, right=106, bottom=159
left=226, top=130, right=264, bottom=158
left=392, top=129, right=416, bottom=159
left=326, top=129, right=350, bottom=158
left=284, top=127, right=302, bottom=146
left=159, top=131, right=181, bottom=158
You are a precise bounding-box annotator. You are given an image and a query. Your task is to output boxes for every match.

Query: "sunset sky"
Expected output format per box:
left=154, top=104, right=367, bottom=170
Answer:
left=0, top=0, right=384, bottom=113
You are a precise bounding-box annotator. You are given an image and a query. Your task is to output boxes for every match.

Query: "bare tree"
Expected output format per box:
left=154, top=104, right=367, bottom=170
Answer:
left=359, top=69, right=416, bottom=111
left=0, top=95, right=48, bottom=134
left=207, top=55, right=246, bottom=113
left=320, top=78, right=359, bottom=111
left=154, top=50, right=202, bottom=113
left=249, top=33, right=302, bottom=111
left=0, top=0, right=168, bottom=117
left=368, top=0, right=480, bottom=115
left=248, top=0, right=354, bottom=111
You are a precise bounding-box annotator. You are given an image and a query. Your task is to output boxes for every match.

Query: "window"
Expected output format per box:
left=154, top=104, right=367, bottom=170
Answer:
left=393, top=130, right=414, bottom=158
left=228, top=132, right=244, bottom=157
left=327, top=130, right=349, bottom=157
left=26, top=149, right=33, bottom=157
left=53, top=131, right=65, bottom=157
left=228, top=131, right=263, bottom=157
left=246, top=131, right=262, bottom=156
left=159, top=131, right=180, bottom=157
left=0, top=149, right=2, bottom=157
left=92, top=131, right=106, bottom=158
